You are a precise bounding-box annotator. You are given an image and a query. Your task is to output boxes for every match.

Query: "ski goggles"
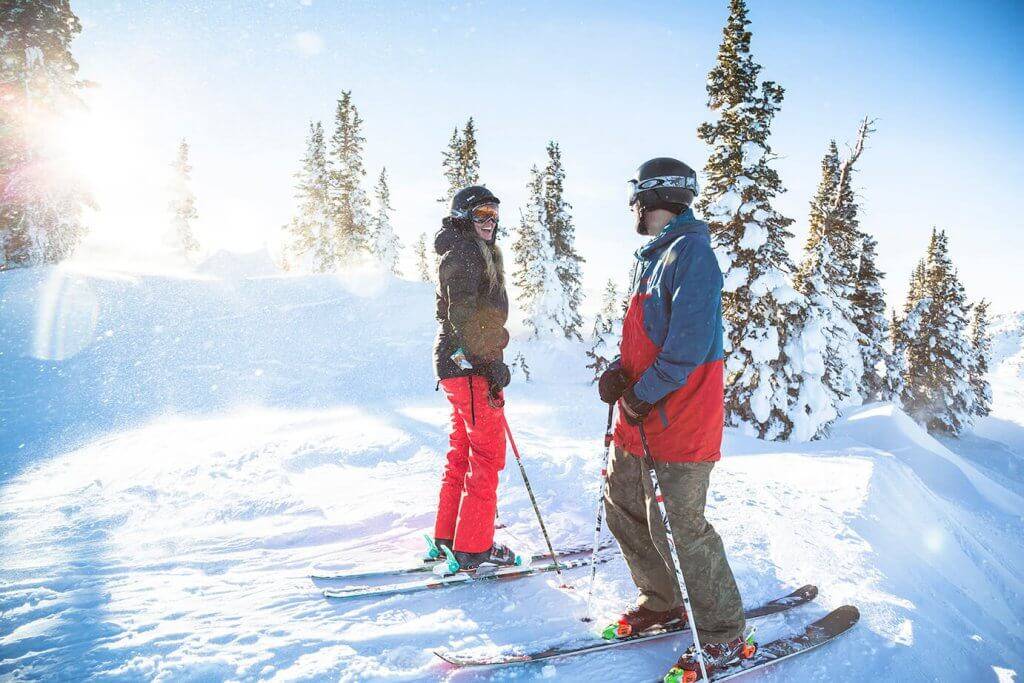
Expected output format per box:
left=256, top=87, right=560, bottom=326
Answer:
left=471, top=204, right=499, bottom=225
left=627, top=175, right=700, bottom=205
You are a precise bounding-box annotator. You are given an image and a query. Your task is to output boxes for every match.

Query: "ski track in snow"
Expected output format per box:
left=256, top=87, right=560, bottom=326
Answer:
left=1, top=265, right=1023, bottom=681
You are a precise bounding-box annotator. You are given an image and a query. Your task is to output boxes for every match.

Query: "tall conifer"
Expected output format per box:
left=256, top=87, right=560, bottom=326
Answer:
left=285, top=122, right=334, bottom=272
left=369, top=168, right=400, bottom=275
left=439, top=117, right=481, bottom=204
left=542, top=141, right=584, bottom=339
left=329, top=90, right=371, bottom=264
left=697, top=0, right=798, bottom=439
left=901, top=229, right=974, bottom=434
left=968, top=300, right=993, bottom=418
left=852, top=234, right=888, bottom=400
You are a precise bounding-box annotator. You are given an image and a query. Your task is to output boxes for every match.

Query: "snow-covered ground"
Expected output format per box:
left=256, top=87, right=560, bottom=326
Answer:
left=2, top=263, right=1022, bottom=681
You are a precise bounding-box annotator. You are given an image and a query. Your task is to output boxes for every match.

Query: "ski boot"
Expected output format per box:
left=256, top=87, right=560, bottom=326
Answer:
left=601, top=604, right=687, bottom=640
left=663, top=630, right=757, bottom=682
left=435, top=542, right=522, bottom=575
left=423, top=534, right=453, bottom=561
left=454, top=542, right=521, bottom=570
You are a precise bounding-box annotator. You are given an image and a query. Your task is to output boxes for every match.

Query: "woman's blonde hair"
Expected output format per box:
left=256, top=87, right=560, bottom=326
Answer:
left=477, top=240, right=504, bottom=293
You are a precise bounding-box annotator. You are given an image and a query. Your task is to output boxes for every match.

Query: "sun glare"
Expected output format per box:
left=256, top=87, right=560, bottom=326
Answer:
left=44, top=91, right=174, bottom=256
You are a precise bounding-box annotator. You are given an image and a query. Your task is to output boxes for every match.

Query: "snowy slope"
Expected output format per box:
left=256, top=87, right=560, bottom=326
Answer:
left=1, top=265, right=1022, bottom=682
left=959, top=311, right=1024, bottom=500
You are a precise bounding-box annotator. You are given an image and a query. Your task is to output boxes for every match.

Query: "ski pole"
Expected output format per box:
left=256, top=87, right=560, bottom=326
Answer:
left=638, top=423, right=709, bottom=683
left=503, top=419, right=568, bottom=588
left=582, top=403, right=616, bottom=622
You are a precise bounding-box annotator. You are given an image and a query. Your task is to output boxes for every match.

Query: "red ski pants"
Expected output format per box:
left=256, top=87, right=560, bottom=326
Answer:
left=434, top=375, right=507, bottom=553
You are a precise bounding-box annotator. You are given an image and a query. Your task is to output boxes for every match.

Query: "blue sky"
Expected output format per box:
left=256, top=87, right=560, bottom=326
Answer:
left=71, top=0, right=1024, bottom=313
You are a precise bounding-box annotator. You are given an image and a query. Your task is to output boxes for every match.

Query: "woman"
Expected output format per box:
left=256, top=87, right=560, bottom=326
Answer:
left=430, top=185, right=516, bottom=571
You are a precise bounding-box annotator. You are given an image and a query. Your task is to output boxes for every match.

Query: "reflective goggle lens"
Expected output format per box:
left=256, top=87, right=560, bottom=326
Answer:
left=471, top=205, right=499, bottom=224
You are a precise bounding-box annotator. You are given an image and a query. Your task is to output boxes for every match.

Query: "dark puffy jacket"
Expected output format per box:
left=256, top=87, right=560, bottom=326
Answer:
left=433, top=223, right=509, bottom=380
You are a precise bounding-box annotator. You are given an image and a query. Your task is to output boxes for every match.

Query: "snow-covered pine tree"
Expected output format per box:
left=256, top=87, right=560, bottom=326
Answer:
left=968, top=299, right=993, bottom=418
left=852, top=233, right=888, bottom=401
left=284, top=121, right=334, bottom=272
left=586, top=279, right=623, bottom=381
left=1, top=0, right=87, bottom=268
left=893, top=258, right=927, bottom=407
left=439, top=127, right=462, bottom=204
left=542, top=141, right=584, bottom=339
left=167, top=139, right=199, bottom=259
left=831, top=118, right=885, bottom=401
left=883, top=310, right=902, bottom=404
left=414, top=232, right=433, bottom=284
left=369, top=168, right=400, bottom=275
left=438, top=117, right=481, bottom=204
left=787, top=121, right=875, bottom=438
left=903, top=229, right=975, bottom=434
left=905, top=258, right=927, bottom=312
left=512, top=165, right=569, bottom=338
left=697, top=0, right=799, bottom=439
left=787, top=142, right=841, bottom=439
left=328, top=90, right=371, bottom=266
left=887, top=298, right=928, bottom=407
left=460, top=117, right=480, bottom=186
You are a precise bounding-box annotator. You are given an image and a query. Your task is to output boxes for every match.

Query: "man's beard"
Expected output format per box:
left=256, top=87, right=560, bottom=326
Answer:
left=635, top=210, right=655, bottom=236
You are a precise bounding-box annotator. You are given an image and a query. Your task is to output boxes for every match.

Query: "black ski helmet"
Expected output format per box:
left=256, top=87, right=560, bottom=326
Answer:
left=450, top=185, right=500, bottom=218
left=629, top=158, right=699, bottom=215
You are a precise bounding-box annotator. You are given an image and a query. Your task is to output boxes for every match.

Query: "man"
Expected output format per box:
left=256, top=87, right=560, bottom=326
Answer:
left=598, top=158, right=748, bottom=677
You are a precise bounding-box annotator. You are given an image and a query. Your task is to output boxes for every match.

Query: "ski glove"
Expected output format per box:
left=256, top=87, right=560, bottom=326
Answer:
left=482, top=361, right=511, bottom=398
left=598, top=367, right=629, bottom=404
left=620, top=387, right=653, bottom=426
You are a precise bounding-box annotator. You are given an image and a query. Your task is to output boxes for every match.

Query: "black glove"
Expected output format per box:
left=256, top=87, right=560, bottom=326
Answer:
left=598, top=367, right=629, bottom=404
left=482, top=361, right=511, bottom=398
left=620, top=386, right=653, bottom=426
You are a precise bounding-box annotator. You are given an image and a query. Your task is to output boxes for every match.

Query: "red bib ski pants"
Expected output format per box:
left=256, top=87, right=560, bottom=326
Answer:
left=434, top=375, right=507, bottom=553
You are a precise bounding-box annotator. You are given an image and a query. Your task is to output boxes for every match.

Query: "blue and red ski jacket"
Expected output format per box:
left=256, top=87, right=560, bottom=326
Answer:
left=613, top=209, right=725, bottom=462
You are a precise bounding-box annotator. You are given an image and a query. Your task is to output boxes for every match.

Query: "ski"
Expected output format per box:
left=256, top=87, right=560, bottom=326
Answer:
left=312, top=539, right=617, bottom=581
left=662, top=604, right=859, bottom=682
left=322, top=551, right=617, bottom=601
left=434, top=584, right=818, bottom=667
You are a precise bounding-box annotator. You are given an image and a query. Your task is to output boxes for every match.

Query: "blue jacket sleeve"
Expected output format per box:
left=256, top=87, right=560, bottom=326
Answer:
left=632, top=240, right=722, bottom=404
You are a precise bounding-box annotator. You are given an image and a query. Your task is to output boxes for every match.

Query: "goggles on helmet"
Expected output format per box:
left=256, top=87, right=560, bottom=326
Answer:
left=627, top=175, right=700, bottom=206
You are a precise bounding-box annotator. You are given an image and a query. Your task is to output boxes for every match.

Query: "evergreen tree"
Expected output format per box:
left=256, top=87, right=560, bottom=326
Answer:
left=788, top=121, right=876, bottom=437
left=512, top=165, right=567, bottom=338
left=542, top=141, right=585, bottom=339
left=414, top=232, right=433, bottom=284
left=167, top=139, right=199, bottom=259
left=968, top=299, right=993, bottom=418
left=785, top=238, right=842, bottom=440
left=696, top=0, right=798, bottom=439
left=905, top=258, right=927, bottom=312
left=284, top=122, right=334, bottom=272
left=901, top=229, right=974, bottom=434
left=461, top=117, right=480, bottom=186
left=887, top=299, right=928, bottom=407
left=852, top=234, right=888, bottom=401
left=1, top=0, right=87, bottom=268
left=328, top=90, right=371, bottom=265
left=586, top=279, right=623, bottom=381
left=438, top=117, right=481, bottom=204
left=369, top=167, right=400, bottom=275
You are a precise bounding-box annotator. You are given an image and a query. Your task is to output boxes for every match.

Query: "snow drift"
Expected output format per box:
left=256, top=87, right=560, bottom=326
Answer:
left=1, top=264, right=1022, bottom=681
